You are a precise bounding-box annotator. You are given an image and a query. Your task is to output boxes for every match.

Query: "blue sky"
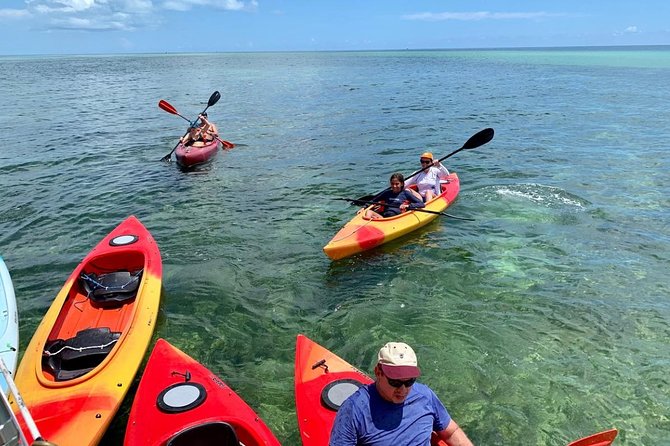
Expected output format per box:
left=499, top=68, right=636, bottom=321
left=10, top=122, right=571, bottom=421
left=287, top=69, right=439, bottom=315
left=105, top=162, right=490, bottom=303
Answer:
left=1, top=1, right=669, bottom=55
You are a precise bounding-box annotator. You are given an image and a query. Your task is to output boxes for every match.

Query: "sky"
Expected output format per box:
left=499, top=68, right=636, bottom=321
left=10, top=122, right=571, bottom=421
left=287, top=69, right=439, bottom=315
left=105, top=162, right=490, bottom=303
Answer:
left=0, top=1, right=669, bottom=55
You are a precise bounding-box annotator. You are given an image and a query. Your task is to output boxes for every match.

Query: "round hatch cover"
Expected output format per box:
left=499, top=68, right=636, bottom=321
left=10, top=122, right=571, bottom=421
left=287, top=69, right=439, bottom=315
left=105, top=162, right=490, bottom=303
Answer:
left=321, top=379, right=363, bottom=411
left=157, top=382, right=207, bottom=413
left=109, top=235, right=139, bottom=246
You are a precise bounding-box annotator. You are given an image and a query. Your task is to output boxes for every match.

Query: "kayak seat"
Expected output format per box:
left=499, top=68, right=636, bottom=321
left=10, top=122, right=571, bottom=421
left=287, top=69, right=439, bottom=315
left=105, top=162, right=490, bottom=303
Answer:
left=167, top=422, right=240, bottom=446
left=42, top=327, right=121, bottom=381
left=79, top=269, right=143, bottom=307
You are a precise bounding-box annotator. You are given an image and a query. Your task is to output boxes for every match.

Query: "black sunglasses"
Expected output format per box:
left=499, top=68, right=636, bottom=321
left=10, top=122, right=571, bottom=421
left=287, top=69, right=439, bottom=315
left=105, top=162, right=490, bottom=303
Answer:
left=420, top=159, right=431, bottom=164
left=386, top=376, right=417, bottom=388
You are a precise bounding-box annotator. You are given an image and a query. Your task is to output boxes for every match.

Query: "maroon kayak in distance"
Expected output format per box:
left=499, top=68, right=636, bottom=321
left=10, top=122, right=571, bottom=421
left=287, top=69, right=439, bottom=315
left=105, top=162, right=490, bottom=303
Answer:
left=175, top=139, right=221, bottom=168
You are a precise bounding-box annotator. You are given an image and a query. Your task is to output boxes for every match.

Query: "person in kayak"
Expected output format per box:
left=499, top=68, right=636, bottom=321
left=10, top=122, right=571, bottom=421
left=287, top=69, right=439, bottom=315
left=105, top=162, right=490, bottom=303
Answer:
left=329, top=341, right=474, bottom=446
left=404, top=152, right=450, bottom=202
left=364, top=173, right=425, bottom=219
left=180, top=112, right=219, bottom=146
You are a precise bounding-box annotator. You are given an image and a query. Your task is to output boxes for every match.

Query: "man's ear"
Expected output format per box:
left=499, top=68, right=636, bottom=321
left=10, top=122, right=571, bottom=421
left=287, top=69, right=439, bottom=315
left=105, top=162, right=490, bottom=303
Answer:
left=373, top=364, right=383, bottom=379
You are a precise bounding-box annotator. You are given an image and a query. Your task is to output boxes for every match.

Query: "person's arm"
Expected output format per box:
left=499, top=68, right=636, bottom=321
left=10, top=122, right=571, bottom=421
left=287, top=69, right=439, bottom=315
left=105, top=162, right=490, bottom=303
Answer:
left=209, top=122, right=219, bottom=137
left=404, top=190, right=425, bottom=210
left=329, top=399, right=359, bottom=446
left=433, top=161, right=450, bottom=176
left=200, top=119, right=212, bottom=137
left=435, top=419, right=474, bottom=446
left=430, top=164, right=449, bottom=195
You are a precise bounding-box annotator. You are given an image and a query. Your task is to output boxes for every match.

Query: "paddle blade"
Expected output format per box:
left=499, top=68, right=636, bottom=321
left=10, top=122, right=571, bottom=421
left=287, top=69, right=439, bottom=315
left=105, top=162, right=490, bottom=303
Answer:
left=567, top=428, right=618, bottom=446
left=463, top=127, right=494, bottom=150
left=208, top=91, right=221, bottom=107
left=158, top=100, right=178, bottom=115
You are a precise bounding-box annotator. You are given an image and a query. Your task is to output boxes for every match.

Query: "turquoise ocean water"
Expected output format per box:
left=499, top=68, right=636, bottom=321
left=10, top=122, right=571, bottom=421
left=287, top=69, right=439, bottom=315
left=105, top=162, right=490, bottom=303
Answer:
left=0, top=47, right=668, bottom=445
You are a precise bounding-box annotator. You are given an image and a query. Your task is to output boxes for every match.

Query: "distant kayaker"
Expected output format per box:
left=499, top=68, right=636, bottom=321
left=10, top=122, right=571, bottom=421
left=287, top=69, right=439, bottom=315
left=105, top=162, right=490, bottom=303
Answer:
left=180, top=112, right=219, bottom=146
left=404, top=151, right=450, bottom=202
left=364, top=173, right=425, bottom=219
left=329, top=342, right=474, bottom=446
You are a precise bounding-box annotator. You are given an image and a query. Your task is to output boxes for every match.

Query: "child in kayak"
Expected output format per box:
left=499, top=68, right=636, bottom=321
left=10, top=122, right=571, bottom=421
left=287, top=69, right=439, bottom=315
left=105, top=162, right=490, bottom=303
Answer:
left=364, top=173, right=425, bottom=219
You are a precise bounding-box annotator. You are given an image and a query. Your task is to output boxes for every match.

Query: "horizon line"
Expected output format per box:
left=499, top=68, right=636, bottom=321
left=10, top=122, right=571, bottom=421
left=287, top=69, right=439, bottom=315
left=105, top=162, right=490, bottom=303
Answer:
left=1, top=43, right=669, bottom=58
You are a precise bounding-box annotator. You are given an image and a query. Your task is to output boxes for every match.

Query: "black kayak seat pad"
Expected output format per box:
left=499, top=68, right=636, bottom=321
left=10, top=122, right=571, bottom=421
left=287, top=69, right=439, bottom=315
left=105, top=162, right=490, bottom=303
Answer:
left=79, top=269, right=143, bottom=306
left=42, top=327, right=121, bottom=381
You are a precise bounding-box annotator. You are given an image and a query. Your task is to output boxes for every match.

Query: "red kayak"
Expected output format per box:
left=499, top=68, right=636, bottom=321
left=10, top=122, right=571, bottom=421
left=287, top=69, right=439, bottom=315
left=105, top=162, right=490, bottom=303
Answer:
left=294, top=334, right=372, bottom=446
left=567, top=428, right=618, bottom=446
left=124, top=338, right=281, bottom=446
left=174, top=139, right=221, bottom=168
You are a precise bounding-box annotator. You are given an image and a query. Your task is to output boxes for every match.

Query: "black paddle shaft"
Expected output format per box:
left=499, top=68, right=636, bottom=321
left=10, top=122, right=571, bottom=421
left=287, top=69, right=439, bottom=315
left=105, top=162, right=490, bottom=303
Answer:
left=356, top=128, right=494, bottom=201
left=335, top=198, right=474, bottom=221
left=403, top=127, right=494, bottom=183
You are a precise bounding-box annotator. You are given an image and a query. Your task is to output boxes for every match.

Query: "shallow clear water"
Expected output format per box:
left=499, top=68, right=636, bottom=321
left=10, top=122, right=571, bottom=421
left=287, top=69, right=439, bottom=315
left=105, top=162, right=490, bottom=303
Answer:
left=1, top=47, right=668, bottom=445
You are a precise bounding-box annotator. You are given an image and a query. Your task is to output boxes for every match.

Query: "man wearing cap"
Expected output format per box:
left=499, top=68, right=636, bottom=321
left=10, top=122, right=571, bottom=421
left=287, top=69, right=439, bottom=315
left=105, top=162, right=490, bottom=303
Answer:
left=330, top=342, right=473, bottom=446
left=404, top=152, right=450, bottom=202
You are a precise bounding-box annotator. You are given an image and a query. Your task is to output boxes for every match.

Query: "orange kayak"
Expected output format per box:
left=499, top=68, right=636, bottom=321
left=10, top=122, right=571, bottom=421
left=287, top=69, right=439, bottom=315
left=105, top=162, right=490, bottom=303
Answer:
left=323, top=173, right=460, bottom=260
left=12, top=215, right=162, bottom=446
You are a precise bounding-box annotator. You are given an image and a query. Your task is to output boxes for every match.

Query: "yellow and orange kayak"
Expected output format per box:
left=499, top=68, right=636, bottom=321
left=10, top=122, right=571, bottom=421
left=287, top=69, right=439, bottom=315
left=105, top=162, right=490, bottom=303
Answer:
left=12, top=215, right=162, bottom=446
left=323, top=172, right=460, bottom=260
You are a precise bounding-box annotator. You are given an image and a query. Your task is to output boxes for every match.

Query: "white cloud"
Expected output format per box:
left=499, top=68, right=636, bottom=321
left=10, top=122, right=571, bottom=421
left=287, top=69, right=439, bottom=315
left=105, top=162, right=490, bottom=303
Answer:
left=403, top=11, right=561, bottom=21
left=0, top=9, right=30, bottom=18
left=624, top=25, right=638, bottom=33
left=56, top=0, right=97, bottom=12
left=22, top=0, right=155, bottom=31
left=161, top=0, right=257, bottom=12
left=51, top=15, right=129, bottom=30
left=122, top=0, right=153, bottom=13
left=4, top=0, right=254, bottom=32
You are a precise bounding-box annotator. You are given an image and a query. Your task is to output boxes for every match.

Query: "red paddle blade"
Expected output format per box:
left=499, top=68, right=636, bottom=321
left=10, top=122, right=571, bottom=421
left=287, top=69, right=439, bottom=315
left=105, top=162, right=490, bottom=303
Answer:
left=567, top=428, right=618, bottom=446
left=158, top=99, right=178, bottom=115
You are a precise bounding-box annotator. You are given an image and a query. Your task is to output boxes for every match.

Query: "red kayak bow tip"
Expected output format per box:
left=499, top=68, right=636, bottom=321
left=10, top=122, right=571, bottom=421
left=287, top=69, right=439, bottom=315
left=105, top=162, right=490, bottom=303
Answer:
left=567, top=428, right=618, bottom=446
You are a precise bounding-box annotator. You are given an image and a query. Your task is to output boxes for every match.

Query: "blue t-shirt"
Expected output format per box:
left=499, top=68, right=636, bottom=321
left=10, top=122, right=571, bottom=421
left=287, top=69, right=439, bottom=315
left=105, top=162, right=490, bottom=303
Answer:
left=329, top=382, right=451, bottom=446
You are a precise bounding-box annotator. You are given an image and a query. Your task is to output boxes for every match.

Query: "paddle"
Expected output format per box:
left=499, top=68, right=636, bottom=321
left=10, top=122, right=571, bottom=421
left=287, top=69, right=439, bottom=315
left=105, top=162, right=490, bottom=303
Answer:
left=335, top=198, right=475, bottom=221
left=567, top=429, right=618, bottom=446
left=160, top=99, right=235, bottom=149
left=158, top=97, right=234, bottom=150
left=159, top=91, right=223, bottom=162
left=355, top=127, right=495, bottom=202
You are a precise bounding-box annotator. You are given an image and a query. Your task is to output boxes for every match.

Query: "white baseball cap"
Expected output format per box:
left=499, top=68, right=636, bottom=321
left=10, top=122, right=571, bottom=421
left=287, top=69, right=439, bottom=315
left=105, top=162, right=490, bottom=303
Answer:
left=377, top=342, right=421, bottom=379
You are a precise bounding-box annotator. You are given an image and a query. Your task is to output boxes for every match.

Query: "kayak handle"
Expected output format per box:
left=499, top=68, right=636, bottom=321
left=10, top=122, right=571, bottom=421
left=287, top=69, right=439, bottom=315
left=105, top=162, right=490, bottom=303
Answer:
left=311, top=359, right=329, bottom=373
left=171, top=370, right=192, bottom=382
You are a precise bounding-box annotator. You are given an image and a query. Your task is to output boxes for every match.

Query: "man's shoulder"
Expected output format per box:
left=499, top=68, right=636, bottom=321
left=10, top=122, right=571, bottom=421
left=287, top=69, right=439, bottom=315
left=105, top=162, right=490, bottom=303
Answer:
left=409, top=382, right=439, bottom=400
left=340, top=383, right=373, bottom=410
